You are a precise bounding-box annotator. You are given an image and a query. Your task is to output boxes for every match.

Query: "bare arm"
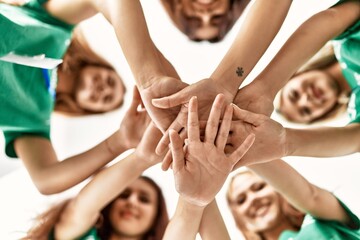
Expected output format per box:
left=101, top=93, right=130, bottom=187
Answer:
left=250, top=1, right=360, bottom=100
left=199, top=200, right=230, bottom=240
left=14, top=133, right=125, bottom=195
left=249, top=160, right=352, bottom=224
left=286, top=123, right=360, bottom=157
left=15, top=87, right=149, bottom=194
left=54, top=123, right=163, bottom=239
left=211, top=0, right=292, bottom=96
left=163, top=197, right=205, bottom=240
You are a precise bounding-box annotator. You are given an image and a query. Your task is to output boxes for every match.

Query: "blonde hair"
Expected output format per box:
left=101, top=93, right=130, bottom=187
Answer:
left=226, top=170, right=304, bottom=240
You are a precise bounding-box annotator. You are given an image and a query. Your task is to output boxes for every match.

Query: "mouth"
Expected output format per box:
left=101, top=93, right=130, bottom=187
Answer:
left=120, top=210, right=138, bottom=220
left=310, top=84, right=324, bottom=101
left=196, top=0, right=215, bottom=4
left=255, top=204, right=270, bottom=217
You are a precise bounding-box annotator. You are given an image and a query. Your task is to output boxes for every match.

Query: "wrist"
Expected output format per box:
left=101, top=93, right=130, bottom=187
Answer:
left=106, top=132, right=127, bottom=157
left=284, top=128, right=296, bottom=156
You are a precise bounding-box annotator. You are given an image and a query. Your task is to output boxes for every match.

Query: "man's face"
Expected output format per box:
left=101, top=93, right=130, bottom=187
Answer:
left=161, top=0, right=250, bottom=42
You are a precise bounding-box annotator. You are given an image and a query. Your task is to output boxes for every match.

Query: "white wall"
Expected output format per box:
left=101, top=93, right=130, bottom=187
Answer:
left=2, top=0, right=360, bottom=239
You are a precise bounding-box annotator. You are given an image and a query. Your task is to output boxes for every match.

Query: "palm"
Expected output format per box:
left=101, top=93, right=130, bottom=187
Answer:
left=169, top=95, right=255, bottom=207
left=140, top=77, right=188, bottom=133
left=174, top=143, right=233, bottom=206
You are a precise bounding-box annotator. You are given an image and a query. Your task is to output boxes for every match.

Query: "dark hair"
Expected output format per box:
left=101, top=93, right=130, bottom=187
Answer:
left=97, top=176, right=169, bottom=240
left=226, top=171, right=305, bottom=240
left=159, top=0, right=251, bottom=42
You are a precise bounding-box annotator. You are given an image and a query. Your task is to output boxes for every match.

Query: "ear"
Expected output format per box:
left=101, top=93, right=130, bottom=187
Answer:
left=337, top=91, right=350, bottom=105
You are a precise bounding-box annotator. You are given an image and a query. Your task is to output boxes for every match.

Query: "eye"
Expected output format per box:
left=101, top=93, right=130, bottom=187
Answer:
left=139, top=194, right=151, bottom=204
left=211, top=15, right=225, bottom=25
left=104, top=95, right=113, bottom=103
left=289, top=90, right=299, bottom=102
left=252, top=182, right=266, bottom=191
left=236, top=195, right=246, bottom=205
left=107, top=77, right=115, bottom=87
left=302, top=107, right=312, bottom=116
left=118, top=190, right=131, bottom=199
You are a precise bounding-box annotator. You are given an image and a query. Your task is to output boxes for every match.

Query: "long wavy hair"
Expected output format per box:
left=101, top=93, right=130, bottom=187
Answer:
left=22, top=176, right=168, bottom=240
left=226, top=171, right=305, bottom=240
left=97, top=176, right=169, bottom=240
left=55, top=27, right=125, bottom=115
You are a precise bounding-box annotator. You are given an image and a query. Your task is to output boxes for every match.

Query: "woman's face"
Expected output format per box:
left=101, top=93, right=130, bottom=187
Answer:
left=109, top=178, right=158, bottom=238
left=75, top=65, right=124, bottom=113
left=228, top=173, right=283, bottom=232
left=280, top=70, right=339, bottom=123
left=169, top=0, right=231, bottom=42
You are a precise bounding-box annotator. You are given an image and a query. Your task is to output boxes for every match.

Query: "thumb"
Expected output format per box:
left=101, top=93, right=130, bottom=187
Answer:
left=232, top=104, right=261, bottom=127
left=152, top=90, right=190, bottom=109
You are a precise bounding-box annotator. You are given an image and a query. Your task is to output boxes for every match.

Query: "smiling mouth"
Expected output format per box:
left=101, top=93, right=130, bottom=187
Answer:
left=120, top=211, right=138, bottom=220
left=255, top=205, right=270, bottom=217
left=310, top=85, right=324, bottom=101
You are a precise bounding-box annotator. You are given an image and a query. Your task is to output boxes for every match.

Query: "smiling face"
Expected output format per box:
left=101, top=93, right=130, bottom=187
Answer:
left=228, top=172, right=284, bottom=233
left=75, top=65, right=124, bottom=113
left=164, top=0, right=235, bottom=42
left=108, top=178, right=159, bottom=238
left=279, top=70, right=340, bottom=123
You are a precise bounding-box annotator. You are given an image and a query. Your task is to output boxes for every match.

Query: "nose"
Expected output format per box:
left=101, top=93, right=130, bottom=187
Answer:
left=297, top=93, right=311, bottom=107
left=126, top=193, right=139, bottom=207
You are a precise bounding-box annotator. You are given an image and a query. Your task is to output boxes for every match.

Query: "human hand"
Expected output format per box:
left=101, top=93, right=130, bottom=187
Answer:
left=140, top=76, right=188, bottom=134
left=233, top=83, right=274, bottom=117
left=117, top=86, right=151, bottom=149
left=153, top=78, right=235, bottom=155
left=134, top=122, right=164, bottom=168
left=169, top=95, right=255, bottom=207
left=226, top=105, right=287, bottom=168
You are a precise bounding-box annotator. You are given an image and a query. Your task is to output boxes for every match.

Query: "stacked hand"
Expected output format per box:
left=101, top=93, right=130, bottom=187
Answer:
left=169, top=94, right=255, bottom=206
left=152, top=78, right=235, bottom=155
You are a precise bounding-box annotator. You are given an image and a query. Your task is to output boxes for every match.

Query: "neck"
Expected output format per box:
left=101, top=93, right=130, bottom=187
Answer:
left=109, top=233, right=142, bottom=240
left=325, top=62, right=351, bottom=94
left=261, top=215, right=298, bottom=240
left=56, top=68, right=76, bottom=95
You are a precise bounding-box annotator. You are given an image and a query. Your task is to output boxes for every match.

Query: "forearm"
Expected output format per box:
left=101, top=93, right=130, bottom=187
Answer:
left=18, top=131, right=127, bottom=195
left=55, top=153, right=152, bottom=239
left=199, top=200, right=230, bottom=240
left=211, top=0, right=292, bottom=96
left=249, top=160, right=351, bottom=223
left=286, top=123, right=360, bottom=157
left=252, top=1, right=360, bottom=99
left=74, top=153, right=152, bottom=217
left=163, top=197, right=205, bottom=240
left=94, top=0, right=165, bottom=88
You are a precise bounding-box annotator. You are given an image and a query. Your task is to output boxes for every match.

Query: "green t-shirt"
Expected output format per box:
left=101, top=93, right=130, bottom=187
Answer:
left=332, top=0, right=360, bottom=124
left=0, top=0, right=74, bottom=158
left=49, top=227, right=100, bottom=240
left=279, top=199, right=360, bottom=240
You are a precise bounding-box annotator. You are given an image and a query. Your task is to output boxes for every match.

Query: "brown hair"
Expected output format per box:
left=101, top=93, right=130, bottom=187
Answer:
left=226, top=171, right=305, bottom=240
left=97, top=176, right=169, bottom=240
left=277, top=43, right=348, bottom=124
left=21, top=200, right=70, bottom=240
left=55, top=27, right=125, bottom=115
left=22, top=177, right=168, bottom=240
left=159, top=0, right=251, bottom=42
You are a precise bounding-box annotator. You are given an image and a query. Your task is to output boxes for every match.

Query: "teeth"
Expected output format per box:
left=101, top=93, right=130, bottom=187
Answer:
left=256, top=206, right=268, bottom=216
